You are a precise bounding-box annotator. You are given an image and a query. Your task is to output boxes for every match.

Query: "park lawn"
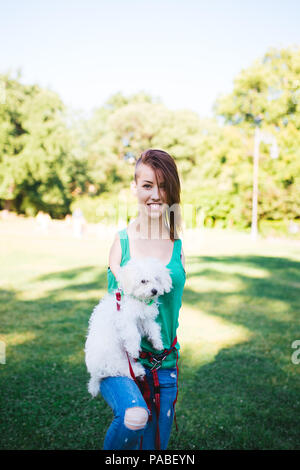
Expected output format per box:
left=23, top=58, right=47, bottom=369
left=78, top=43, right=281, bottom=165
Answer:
left=0, top=217, right=300, bottom=450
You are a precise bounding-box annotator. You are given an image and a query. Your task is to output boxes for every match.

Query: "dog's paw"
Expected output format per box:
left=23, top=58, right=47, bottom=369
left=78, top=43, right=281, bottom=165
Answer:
left=133, top=361, right=146, bottom=378
left=152, top=338, right=164, bottom=351
left=126, top=346, right=141, bottom=359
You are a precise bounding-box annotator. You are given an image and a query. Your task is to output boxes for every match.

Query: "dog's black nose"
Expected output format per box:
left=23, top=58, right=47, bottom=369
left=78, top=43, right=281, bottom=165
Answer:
left=151, top=289, right=157, bottom=295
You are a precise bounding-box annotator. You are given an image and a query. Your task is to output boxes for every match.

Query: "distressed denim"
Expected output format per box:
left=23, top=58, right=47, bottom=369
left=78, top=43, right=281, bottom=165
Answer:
left=99, top=367, right=178, bottom=450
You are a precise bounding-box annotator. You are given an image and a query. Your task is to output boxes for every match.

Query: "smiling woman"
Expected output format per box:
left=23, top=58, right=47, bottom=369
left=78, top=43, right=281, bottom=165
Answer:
left=131, top=149, right=183, bottom=243
left=100, top=149, right=186, bottom=451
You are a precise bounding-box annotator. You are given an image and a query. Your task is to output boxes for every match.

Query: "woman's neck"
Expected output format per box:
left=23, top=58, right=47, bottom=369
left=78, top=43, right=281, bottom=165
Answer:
left=130, top=213, right=171, bottom=240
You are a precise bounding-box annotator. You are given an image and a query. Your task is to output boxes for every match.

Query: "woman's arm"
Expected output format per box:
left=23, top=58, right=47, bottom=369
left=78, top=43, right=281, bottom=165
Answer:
left=108, top=232, right=122, bottom=281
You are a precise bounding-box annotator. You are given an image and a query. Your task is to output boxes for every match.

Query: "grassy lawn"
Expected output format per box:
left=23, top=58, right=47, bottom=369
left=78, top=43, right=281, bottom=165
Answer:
left=0, top=216, right=300, bottom=450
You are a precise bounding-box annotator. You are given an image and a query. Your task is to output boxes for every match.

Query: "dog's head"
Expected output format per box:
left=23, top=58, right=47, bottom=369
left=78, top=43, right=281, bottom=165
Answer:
left=117, top=257, right=172, bottom=301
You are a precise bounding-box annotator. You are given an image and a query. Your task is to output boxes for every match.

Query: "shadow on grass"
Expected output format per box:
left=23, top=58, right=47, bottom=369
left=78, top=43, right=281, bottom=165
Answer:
left=0, top=254, right=299, bottom=449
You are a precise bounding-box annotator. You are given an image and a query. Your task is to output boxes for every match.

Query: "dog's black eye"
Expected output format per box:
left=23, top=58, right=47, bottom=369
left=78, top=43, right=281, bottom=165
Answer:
left=141, top=279, right=147, bottom=284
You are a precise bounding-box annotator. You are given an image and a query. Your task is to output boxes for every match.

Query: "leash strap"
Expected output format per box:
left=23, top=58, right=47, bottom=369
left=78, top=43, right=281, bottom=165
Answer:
left=115, top=289, right=122, bottom=311
left=152, top=367, right=161, bottom=449
left=137, top=336, right=179, bottom=450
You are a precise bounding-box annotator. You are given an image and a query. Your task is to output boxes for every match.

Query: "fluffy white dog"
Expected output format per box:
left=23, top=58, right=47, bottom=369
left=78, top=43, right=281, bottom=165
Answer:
left=84, top=257, right=172, bottom=397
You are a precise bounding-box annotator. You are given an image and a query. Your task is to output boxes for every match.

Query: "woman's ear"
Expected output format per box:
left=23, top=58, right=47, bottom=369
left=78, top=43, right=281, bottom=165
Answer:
left=130, top=180, right=137, bottom=196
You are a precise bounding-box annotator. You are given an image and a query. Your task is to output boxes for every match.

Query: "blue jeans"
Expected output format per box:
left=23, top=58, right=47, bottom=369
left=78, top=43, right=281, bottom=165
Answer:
left=99, top=367, right=178, bottom=450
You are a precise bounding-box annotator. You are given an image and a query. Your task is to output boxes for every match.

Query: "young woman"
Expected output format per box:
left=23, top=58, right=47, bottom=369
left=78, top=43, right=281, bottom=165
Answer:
left=100, top=148, right=186, bottom=450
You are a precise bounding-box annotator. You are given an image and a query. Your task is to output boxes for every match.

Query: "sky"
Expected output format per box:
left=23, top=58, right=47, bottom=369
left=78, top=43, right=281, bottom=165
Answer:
left=1, top=0, right=300, bottom=119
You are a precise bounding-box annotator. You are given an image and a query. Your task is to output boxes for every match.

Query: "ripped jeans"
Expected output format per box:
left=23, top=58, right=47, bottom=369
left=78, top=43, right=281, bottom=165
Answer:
left=99, top=367, right=178, bottom=450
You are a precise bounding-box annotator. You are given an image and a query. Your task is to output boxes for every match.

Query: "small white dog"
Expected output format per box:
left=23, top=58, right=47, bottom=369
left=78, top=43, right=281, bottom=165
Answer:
left=84, top=257, right=172, bottom=397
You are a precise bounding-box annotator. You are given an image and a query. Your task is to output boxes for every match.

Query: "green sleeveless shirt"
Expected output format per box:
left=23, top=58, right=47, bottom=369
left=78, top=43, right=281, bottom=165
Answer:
left=107, top=227, right=186, bottom=369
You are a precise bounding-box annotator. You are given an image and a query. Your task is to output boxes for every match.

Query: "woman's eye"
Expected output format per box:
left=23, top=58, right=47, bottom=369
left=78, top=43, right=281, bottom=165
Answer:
left=143, top=185, right=165, bottom=189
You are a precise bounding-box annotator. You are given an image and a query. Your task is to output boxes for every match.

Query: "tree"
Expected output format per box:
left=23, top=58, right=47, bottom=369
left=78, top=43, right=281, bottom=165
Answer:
left=213, top=46, right=300, bottom=224
left=0, top=72, right=86, bottom=217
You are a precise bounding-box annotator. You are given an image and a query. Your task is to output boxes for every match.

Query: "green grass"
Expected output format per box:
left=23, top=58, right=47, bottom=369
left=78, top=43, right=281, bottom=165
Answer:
left=0, top=217, right=300, bottom=449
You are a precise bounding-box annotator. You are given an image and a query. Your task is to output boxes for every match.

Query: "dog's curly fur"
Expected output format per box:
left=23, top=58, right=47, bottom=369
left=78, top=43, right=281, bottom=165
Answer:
left=84, top=257, right=173, bottom=397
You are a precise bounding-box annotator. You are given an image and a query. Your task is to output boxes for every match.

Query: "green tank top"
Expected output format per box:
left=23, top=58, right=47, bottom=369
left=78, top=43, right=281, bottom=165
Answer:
left=107, top=227, right=186, bottom=369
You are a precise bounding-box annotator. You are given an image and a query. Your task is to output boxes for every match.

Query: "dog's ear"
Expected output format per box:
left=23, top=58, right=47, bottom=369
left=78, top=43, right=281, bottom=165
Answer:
left=164, top=270, right=172, bottom=293
left=118, top=262, right=137, bottom=294
left=150, top=259, right=173, bottom=294
left=158, top=266, right=172, bottom=293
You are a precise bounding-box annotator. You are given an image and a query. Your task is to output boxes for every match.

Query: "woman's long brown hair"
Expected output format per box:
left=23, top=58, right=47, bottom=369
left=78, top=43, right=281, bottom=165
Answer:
left=134, top=149, right=183, bottom=241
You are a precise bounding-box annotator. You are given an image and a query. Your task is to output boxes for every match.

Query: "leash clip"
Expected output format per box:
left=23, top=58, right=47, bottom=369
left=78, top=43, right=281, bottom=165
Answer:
left=150, top=360, right=161, bottom=371
left=150, top=354, right=167, bottom=371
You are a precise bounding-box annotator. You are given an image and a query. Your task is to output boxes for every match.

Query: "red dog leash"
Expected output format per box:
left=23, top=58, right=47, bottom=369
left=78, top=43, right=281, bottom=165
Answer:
left=138, top=337, right=179, bottom=450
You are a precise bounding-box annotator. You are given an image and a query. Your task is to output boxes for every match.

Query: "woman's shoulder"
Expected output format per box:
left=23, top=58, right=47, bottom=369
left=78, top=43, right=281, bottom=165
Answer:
left=110, top=227, right=128, bottom=245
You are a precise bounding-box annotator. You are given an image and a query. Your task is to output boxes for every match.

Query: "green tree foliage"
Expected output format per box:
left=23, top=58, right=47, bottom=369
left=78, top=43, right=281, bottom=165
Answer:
left=0, top=72, right=86, bottom=217
left=86, top=93, right=207, bottom=187
left=214, top=46, right=300, bottom=129
left=213, top=46, right=300, bottom=224
left=82, top=91, right=165, bottom=195
left=181, top=122, right=252, bottom=229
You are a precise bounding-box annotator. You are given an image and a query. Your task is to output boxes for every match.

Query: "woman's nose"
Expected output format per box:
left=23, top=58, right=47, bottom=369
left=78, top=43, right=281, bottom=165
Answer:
left=151, top=186, right=159, bottom=199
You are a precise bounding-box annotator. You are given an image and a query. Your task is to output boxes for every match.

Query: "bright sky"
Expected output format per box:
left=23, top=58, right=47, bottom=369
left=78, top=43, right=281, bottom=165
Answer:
left=1, top=0, right=300, bottom=118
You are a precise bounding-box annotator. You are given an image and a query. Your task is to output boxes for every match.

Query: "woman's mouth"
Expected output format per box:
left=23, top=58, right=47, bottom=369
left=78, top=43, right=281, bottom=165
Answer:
left=147, top=203, right=162, bottom=210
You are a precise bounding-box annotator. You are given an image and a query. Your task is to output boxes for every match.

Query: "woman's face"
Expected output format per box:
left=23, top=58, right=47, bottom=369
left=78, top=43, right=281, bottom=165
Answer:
left=133, top=163, right=168, bottom=219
